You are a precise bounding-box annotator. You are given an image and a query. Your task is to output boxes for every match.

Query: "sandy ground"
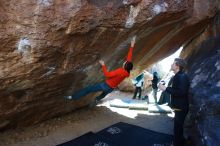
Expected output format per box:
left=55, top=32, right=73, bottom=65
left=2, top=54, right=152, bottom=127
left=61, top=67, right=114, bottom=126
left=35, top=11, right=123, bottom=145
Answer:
left=0, top=91, right=174, bottom=146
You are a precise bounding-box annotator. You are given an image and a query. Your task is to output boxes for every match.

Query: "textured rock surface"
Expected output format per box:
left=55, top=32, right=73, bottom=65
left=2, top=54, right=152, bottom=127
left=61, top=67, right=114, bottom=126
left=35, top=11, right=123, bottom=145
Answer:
left=0, top=0, right=219, bottom=132
left=182, top=11, right=220, bottom=146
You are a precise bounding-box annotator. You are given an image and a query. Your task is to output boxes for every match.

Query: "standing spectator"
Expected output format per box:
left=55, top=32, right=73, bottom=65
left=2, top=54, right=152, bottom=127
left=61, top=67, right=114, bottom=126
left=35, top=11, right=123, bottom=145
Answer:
left=132, top=73, right=144, bottom=99
left=152, top=71, right=159, bottom=103
left=158, top=58, right=190, bottom=146
left=158, top=76, right=173, bottom=106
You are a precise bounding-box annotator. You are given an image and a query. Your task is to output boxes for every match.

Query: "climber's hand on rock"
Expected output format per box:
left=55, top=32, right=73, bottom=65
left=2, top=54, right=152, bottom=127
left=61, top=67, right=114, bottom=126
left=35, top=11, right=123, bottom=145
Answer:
left=99, top=60, right=105, bottom=66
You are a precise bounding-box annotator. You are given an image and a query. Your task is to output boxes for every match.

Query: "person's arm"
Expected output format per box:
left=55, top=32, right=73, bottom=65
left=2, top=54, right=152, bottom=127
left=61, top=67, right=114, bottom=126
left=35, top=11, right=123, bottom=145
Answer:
left=126, top=36, right=136, bottom=62
left=99, top=60, right=117, bottom=78
left=101, top=65, right=118, bottom=78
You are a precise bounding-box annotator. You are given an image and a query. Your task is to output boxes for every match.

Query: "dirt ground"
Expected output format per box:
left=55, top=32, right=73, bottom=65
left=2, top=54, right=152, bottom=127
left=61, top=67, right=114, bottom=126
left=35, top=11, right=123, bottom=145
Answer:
left=0, top=91, right=174, bottom=146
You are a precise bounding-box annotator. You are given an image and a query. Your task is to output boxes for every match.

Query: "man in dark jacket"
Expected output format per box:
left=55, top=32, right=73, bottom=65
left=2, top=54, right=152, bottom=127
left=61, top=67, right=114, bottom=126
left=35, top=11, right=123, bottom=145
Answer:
left=152, top=71, right=159, bottom=103
left=158, top=58, right=190, bottom=146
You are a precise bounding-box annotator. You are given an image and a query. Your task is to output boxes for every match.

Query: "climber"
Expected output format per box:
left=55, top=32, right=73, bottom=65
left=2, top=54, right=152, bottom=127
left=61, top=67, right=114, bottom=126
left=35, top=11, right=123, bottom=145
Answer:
left=64, top=36, right=136, bottom=106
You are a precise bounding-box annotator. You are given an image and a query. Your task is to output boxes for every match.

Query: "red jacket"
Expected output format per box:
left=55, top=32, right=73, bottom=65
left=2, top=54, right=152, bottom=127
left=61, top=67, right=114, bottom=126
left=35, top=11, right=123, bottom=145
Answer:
left=101, top=47, right=133, bottom=88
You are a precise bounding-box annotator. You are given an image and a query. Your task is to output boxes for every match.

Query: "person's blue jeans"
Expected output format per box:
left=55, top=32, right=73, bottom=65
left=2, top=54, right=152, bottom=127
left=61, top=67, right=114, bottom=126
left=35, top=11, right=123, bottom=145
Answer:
left=71, top=82, right=113, bottom=101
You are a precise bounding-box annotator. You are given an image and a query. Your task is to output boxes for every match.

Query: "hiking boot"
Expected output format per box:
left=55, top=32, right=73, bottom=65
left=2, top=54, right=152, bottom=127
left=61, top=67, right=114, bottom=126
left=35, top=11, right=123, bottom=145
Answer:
left=64, top=96, right=72, bottom=100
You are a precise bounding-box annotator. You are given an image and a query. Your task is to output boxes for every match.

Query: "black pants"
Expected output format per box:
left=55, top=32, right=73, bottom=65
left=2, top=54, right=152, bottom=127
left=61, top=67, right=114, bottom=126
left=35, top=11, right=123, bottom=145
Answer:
left=174, top=110, right=188, bottom=146
left=133, top=87, right=142, bottom=99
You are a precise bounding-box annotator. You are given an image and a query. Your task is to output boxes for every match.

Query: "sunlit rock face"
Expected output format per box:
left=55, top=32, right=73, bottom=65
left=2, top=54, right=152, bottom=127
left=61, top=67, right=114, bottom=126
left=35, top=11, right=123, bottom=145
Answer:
left=0, top=0, right=219, bottom=130
left=182, top=11, right=220, bottom=146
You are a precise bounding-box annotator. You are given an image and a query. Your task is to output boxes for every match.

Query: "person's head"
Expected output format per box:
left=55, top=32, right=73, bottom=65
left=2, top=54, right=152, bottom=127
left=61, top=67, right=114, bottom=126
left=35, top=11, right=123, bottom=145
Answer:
left=123, top=61, right=133, bottom=73
left=171, top=58, right=186, bottom=73
left=153, top=71, right=157, bottom=76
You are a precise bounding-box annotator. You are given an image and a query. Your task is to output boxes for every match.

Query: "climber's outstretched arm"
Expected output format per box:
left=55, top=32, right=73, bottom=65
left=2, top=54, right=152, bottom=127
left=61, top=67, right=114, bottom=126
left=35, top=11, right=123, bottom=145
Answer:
left=127, top=36, right=136, bottom=62
left=99, top=60, right=117, bottom=78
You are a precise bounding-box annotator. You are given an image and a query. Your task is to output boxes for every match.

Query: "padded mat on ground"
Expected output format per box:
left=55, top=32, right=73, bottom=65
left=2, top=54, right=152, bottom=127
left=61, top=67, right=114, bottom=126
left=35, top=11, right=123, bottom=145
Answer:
left=96, top=122, right=173, bottom=146
left=57, top=132, right=117, bottom=146
left=148, top=104, right=172, bottom=113
left=110, top=99, right=148, bottom=110
left=128, top=103, right=148, bottom=110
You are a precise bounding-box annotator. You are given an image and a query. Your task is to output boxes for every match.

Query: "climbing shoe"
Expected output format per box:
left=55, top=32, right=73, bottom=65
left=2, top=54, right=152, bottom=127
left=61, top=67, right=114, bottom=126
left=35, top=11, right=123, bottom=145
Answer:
left=64, top=96, right=72, bottom=100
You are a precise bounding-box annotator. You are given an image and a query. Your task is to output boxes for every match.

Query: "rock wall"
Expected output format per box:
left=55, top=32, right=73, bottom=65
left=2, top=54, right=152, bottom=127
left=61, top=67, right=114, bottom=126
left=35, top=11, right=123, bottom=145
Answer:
left=182, top=11, right=220, bottom=146
left=0, top=0, right=218, bottom=132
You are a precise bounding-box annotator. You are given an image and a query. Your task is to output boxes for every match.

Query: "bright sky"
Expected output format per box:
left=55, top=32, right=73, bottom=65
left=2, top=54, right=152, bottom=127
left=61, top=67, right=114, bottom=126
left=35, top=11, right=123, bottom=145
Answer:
left=158, top=47, right=183, bottom=73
